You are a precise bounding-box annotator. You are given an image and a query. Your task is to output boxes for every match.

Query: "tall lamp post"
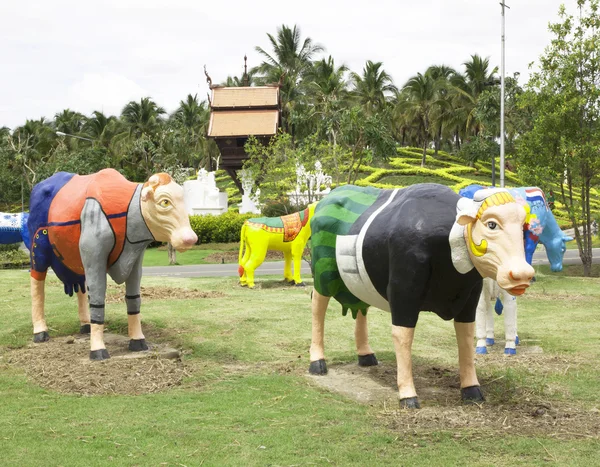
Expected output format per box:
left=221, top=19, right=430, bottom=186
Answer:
left=55, top=131, right=94, bottom=143
left=500, top=1, right=510, bottom=188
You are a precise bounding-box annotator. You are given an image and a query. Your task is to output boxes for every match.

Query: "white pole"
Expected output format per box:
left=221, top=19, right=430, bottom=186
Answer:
left=500, top=1, right=508, bottom=188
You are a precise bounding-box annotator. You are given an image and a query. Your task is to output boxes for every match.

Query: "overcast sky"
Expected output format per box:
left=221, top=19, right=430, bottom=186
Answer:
left=0, top=0, right=579, bottom=129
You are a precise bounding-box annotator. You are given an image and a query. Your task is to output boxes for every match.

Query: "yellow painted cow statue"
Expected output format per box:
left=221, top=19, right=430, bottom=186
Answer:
left=238, top=204, right=317, bottom=288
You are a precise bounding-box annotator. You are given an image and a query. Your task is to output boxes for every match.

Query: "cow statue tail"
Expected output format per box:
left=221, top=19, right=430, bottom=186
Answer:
left=238, top=221, right=247, bottom=277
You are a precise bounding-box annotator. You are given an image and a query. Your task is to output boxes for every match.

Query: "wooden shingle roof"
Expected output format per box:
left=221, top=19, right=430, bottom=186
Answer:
left=211, top=86, right=279, bottom=108
left=208, top=109, right=279, bottom=137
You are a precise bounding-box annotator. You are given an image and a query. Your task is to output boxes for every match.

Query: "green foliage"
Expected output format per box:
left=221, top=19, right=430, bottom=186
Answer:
left=517, top=0, right=600, bottom=275
left=0, top=244, right=29, bottom=268
left=459, top=135, right=499, bottom=165
left=189, top=212, right=253, bottom=244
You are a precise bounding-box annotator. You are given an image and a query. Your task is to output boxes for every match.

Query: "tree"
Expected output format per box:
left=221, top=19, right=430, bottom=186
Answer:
left=252, top=24, right=324, bottom=134
left=449, top=55, right=499, bottom=149
left=399, top=72, right=441, bottom=167
left=350, top=60, right=397, bottom=115
left=338, top=106, right=396, bottom=183
left=121, top=97, right=166, bottom=138
left=304, top=56, right=349, bottom=145
left=517, top=0, right=600, bottom=276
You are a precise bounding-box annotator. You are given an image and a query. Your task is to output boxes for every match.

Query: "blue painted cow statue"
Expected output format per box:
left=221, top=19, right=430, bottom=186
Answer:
left=0, top=212, right=30, bottom=247
left=310, top=184, right=534, bottom=408
left=459, top=185, right=573, bottom=355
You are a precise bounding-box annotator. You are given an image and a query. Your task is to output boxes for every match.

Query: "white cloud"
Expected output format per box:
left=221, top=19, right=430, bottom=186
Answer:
left=66, top=73, right=149, bottom=117
left=0, top=0, right=584, bottom=128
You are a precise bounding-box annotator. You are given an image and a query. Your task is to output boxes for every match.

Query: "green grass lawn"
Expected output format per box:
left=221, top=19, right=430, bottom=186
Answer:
left=143, top=243, right=240, bottom=266
left=0, top=268, right=598, bottom=466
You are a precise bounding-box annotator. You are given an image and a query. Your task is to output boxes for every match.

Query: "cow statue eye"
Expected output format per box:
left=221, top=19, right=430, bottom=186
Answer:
left=487, top=221, right=498, bottom=230
left=159, top=199, right=171, bottom=208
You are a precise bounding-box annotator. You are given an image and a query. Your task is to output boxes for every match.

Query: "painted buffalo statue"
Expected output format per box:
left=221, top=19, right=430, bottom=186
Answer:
left=0, top=212, right=30, bottom=247
left=460, top=185, right=573, bottom=355
left=238, top=203, right=316, bottom=288
left=309, top=184, right=534, bottom=408
left=28, top=169, right=198, bottom=360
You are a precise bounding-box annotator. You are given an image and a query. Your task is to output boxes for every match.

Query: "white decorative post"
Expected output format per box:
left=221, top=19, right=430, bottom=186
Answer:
left=239, top=169, right=262, bottom=214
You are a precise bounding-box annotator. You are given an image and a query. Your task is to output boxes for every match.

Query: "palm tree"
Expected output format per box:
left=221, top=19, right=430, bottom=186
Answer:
left=350, top=61, right=397, bottom=115
left=121, top=97, right=166, bottom=138
left=399, top=72, right=441, bottom=167
left=54, top=109, right=86, bottom=136
left=450, top=55, right=499, bottom=144
left=170, top=94, right=217, bottom=168
left=220, top=70, right=255, bottom=87
left=424, top=65, right=457, bottom=154
left=304, top=56, right=349, bottom=145
left=252, top=24, right=324, bottom=134
left=83, top=111, right=118, bottom=148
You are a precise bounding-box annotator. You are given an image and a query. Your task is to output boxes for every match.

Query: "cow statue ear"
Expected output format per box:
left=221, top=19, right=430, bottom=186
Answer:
left=141, top=174, right=160, bottom=201
left=455, top=197, right=477, bottom=226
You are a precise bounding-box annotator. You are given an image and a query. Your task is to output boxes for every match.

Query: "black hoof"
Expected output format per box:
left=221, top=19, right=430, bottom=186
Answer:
left=461, top=385, right=485, bottom=404
left=358, top=353, right=379, bottom=367
left=33, top=331, right=50, bottom=343
left=399, top=397, right=421, bottom=409
left=79, top=324, right=91, bottom=334
left=89, top=349, right=110, bottom=361
left=295, top=282, right=306, bottom=287
left=309, top=359, right=328, bottom=375
left=129, top=338, right=149, bottom=352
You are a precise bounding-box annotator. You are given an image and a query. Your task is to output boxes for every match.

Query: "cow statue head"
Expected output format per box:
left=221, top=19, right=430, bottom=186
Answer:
left=545, top=233, right=573, bottom=272
left=450, top=188, right=534, bottom=296
left=141, top=173, right=198, bottom=251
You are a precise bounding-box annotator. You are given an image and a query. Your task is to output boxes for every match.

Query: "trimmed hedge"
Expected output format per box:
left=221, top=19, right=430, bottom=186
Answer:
left=189, top=212, right=254, bottom=244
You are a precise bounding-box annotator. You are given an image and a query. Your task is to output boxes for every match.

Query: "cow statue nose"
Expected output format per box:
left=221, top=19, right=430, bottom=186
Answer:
left=509, top=267, right=534, bottom=283
left=182, top=231, right=198, bottom=246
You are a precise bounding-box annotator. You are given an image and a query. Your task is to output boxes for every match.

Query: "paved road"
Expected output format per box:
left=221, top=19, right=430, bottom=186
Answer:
left=143, top=248, right=600, bottom=278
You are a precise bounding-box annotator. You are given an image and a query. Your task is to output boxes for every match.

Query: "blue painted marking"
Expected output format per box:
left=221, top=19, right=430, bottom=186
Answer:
left=515, top=335, right=520, bottom=346
left=504, top=348, right=517, bottom=355
left=485, top=338, right=495, bottom=346
left=476, top=346, right=488, bottom=355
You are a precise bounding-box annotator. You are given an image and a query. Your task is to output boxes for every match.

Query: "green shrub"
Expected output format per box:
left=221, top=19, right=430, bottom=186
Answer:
left=189, top=212, right=254, bottom=244
left=0, top=245, right=29, bottom=269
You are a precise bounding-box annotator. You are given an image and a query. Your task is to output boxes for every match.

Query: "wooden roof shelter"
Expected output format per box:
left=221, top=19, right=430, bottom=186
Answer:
left=206, top=59, right=281, bottom=192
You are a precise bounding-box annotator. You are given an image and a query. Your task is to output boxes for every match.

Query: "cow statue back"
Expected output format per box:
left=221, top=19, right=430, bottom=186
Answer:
left=28, top=168, right=197, bottom=360
left=309, top=183, right=534, bottom=408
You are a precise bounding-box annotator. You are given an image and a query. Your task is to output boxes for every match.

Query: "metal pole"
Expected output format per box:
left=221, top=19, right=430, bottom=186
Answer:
left=500, top=1, right=509, bottom=188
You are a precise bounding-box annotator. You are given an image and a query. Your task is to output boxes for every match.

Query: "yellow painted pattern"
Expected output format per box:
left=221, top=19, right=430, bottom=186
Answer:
left=476, top=191, right=515, bottom=219
left=467, top=222, right=488, bottom=257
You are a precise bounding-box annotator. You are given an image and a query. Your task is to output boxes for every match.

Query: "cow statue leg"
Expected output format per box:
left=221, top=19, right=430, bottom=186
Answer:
left=243, top=243, right=268, bottom=289
left=77, top=289, right=91, bottom=334
left=309, top=289, right=330, bottom=375
left=455, top=321, right=485, bottom=403
left=291, top=246, right=305, bottom=287
left=501, top=290, right=518, bottom=355
left=31, top=276, right=50, bottom=343
left=125, top=255, right=148, bottom=351
left=79, top=198, right=115, bottom=360
left=391, top=325, right=420, bottom=408
left=84, top=271, right=109, bottom=360
left=282, top=251, right=294, bottom=284
left=475, top=278, right=495, bottom=354
left=355, top=311, right=378, bottom=367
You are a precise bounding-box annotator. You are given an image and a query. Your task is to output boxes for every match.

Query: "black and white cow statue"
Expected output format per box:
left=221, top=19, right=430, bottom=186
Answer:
left=309, top=184, right=534, bottom=408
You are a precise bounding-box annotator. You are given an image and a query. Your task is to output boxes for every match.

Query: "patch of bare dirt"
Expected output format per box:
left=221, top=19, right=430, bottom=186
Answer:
left=308, top=358, right=600, bottom=440
left=205, top=250, right=285, bottom=264
left=3, top=332, right=191, bottom=396
left=106, top=285, right=225, bottom=304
